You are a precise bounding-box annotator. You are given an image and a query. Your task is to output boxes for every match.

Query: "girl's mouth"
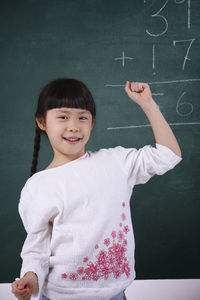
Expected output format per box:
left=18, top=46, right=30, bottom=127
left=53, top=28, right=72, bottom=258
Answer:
left=63, top=137, right=81, bottom=144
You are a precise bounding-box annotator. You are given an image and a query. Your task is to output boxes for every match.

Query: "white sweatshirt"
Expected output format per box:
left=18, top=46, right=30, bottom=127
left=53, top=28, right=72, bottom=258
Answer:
left=19, top=144, right=182, bottom=300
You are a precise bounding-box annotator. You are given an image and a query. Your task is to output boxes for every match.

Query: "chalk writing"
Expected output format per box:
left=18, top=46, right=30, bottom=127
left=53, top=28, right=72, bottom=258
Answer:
left=114, top=51, right=134, bottom=67
left=107, top=123, right=200, bottom=130
left=105, top=0, right=198, bottom=130
left=176, top=92, right=194, bottom=116
left=105, top=81, right=199, bottom=124
left=174, top=0, right=191, bottom=29
left=148, top=78, right=200, bottom=85
left=152, top=44, right=156, bottom=75
left=105, top=78, right=200, bottom=87
left=146, top=0, right=169, bottom=37
left=146, top=0, right=191, bottom=37
left=173, top=38, right=195, bottom=70
left=152, top=93, right=164, bottom=96
left=175, top=0, right=185, bottom=3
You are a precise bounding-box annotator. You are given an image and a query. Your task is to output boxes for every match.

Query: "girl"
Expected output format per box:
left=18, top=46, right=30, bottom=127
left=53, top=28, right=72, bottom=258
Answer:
left=11, top=78, right=182, bottom=300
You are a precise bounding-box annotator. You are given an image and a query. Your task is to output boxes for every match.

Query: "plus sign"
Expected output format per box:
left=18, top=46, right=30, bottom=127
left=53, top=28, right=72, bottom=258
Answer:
left=114, top=51, right=134, bottom=67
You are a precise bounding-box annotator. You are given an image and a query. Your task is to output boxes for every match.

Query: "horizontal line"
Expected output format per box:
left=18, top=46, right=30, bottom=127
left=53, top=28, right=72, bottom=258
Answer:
left=105, top=78, right=200, bottom=87
left=114, top=57, right=134, bottom=60
left=148, top=79, right=200, bottom=85
left=107, top=122, right=200, bottom=130
left=105, top=84, right=124, bottom=87
left=152, top=93, right=164, bottom=96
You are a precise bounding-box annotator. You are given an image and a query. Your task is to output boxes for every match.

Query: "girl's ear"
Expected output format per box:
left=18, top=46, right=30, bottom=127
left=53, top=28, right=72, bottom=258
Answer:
left=36, top=117, right=46, bottom=131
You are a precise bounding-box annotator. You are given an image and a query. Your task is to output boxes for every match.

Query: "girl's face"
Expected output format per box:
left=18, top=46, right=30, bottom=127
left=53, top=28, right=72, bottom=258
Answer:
left=36, top=107, right=94, bottom=165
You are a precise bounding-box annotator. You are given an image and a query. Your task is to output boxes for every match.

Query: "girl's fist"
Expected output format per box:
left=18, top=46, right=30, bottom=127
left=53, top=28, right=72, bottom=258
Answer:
left=124, top=81, right=153, bottom=108
left=11, top=272, right=38, bottom=300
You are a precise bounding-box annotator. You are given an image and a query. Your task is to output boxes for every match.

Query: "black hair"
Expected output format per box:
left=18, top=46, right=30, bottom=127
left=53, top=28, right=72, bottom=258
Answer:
left=30, top=78, right=96, bottom=176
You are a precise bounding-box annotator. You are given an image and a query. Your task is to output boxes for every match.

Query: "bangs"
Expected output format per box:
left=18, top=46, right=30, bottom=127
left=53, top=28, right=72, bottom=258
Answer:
left=46, top=94, right=90, bottom=111
left=39, top=78, right=96, bottom=119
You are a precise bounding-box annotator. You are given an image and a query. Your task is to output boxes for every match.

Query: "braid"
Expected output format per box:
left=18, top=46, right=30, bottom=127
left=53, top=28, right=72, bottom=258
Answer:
left=30, top=125, right=42, bottom=177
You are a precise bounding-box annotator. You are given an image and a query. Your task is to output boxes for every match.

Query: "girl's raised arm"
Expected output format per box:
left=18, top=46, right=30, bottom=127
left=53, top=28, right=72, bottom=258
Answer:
left=124, top=81, right=182, bottom=158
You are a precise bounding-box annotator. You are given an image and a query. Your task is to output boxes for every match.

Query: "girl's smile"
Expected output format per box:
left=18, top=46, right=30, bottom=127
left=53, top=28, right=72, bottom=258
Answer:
left=63, top=136, right=82, bottom=144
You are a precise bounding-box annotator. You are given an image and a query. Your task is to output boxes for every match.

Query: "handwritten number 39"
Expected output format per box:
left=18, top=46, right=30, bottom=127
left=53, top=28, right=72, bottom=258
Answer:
left=146, top=0, right=190, bottom=36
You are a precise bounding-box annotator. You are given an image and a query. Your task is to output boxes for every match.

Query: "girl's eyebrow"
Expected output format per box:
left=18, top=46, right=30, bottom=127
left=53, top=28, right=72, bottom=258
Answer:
left=55, top=109, right=90, bottom=114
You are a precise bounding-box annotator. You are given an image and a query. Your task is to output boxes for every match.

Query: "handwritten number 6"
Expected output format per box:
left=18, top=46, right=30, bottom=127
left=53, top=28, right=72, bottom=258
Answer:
left=176, top=92, right=194, bottom=116
left=146, top=0, right=169, bottom=37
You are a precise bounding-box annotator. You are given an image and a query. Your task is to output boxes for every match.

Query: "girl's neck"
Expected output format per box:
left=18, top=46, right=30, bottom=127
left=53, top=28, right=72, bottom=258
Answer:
left=45, top=151, right=86, bottom=170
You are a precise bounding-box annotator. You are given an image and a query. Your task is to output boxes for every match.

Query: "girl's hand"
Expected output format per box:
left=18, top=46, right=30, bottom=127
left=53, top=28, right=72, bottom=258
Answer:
left=11, top=272, right=38, bottom=300
left=124, top=81, right=155, bottom=110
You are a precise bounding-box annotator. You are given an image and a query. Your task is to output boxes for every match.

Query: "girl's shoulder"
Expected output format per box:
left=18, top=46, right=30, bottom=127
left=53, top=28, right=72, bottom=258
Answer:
left=88, top=145, right=135, bottom=157
left=22, top=167, right=62, bottom=197
left=20, top=170, right=63, bottom=208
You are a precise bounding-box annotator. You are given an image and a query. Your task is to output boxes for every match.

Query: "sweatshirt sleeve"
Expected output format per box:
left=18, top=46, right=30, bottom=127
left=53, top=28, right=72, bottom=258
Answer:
left=111, top=143, right=182, bottom=188
left=18, top=180, right=59, bottom=296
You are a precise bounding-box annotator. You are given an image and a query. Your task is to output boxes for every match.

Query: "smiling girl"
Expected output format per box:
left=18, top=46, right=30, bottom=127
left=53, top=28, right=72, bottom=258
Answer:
left=12, top=78, right=181, bottom=300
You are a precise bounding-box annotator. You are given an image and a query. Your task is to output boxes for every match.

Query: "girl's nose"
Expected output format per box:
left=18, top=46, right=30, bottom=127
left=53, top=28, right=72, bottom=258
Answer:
left=67, top=120, right=80, bottom=132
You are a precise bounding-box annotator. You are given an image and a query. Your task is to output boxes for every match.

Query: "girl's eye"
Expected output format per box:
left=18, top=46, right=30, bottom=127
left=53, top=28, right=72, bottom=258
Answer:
left=59, top=116, right=68, bottom=120
left=80, top=116, right=88, bottom=120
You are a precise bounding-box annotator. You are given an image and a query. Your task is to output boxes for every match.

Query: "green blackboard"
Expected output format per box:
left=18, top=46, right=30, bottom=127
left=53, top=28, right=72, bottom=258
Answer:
left=0, top=0, right=199, bottom=283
